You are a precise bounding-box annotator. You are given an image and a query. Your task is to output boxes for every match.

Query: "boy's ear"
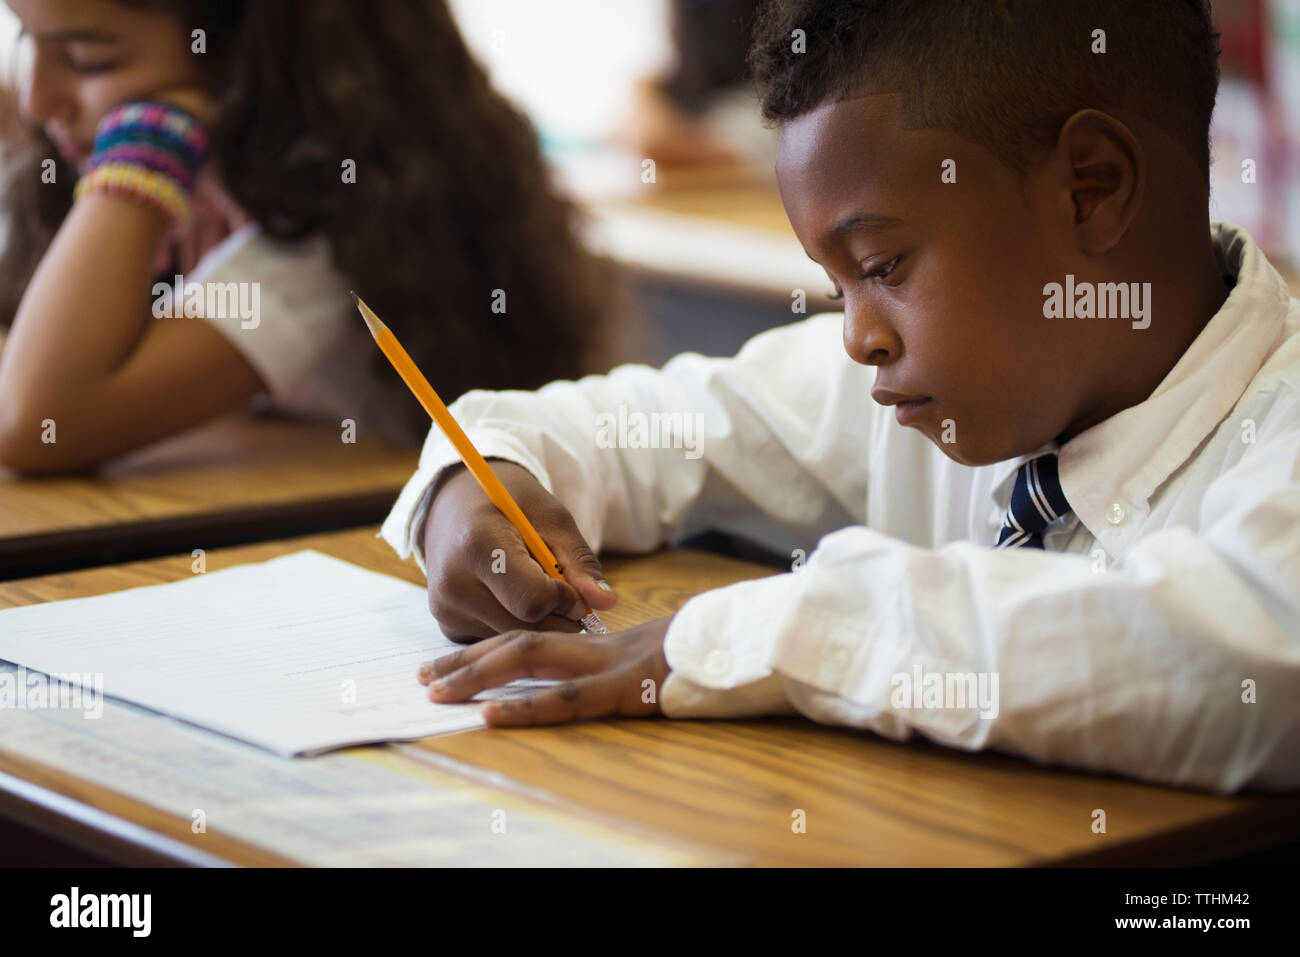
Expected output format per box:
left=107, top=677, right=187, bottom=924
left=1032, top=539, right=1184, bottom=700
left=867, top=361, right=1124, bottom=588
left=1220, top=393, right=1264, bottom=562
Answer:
left=1054, top=109, right=1145, bottom=255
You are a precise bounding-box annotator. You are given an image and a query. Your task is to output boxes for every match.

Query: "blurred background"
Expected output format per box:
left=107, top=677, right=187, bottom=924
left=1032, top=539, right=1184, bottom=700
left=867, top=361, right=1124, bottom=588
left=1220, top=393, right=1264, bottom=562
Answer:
left=1, top=0, right=1297, bottom=364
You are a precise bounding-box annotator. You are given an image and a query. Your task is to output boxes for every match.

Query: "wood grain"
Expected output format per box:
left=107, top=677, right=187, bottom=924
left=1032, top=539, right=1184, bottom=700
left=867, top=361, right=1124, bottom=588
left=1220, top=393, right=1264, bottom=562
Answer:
left=0, top=526, right=1296, bottom=866
left=0, top=412, right=417, bottom=576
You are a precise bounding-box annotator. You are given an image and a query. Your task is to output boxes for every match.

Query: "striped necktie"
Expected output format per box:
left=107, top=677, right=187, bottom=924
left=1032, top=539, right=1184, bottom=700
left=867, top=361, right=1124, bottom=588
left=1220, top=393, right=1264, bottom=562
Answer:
left=996, top=453, right=1072, bottom=549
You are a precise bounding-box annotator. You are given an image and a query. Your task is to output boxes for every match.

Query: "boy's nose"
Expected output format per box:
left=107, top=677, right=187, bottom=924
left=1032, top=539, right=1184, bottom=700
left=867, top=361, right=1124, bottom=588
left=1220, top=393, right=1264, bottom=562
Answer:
left=842, top=304, right=900, bottom=366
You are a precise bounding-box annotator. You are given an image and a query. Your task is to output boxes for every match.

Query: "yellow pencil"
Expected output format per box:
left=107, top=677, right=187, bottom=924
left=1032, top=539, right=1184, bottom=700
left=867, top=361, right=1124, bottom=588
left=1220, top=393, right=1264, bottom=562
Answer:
left=352, top=293, right=608, bottom=634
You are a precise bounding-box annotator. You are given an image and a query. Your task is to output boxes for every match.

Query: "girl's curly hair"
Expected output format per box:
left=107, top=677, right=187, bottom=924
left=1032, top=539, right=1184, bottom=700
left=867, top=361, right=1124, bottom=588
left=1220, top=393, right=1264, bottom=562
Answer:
left=0, top=0, right=617, bottom=443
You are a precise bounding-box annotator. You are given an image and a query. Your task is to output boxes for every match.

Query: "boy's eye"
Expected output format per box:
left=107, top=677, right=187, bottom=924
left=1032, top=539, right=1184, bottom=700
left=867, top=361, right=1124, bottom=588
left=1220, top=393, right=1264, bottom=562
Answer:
left=863, top=256, right=901, bottom=283
left=820, top=253, right=902, bottom=300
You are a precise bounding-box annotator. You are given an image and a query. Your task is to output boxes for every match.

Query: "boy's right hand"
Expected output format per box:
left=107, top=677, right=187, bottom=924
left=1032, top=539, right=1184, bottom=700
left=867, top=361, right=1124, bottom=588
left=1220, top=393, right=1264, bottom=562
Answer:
left=422, top=461, right=618, bottom=642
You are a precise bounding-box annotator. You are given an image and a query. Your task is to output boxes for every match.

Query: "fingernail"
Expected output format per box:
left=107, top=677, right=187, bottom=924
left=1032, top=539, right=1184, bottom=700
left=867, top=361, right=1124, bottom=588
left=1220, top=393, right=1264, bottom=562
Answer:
left=596, top=579, right=614, bottom=593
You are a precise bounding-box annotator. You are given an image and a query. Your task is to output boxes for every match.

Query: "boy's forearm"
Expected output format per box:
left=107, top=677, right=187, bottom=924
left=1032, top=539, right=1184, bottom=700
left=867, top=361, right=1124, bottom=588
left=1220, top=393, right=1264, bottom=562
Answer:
left=383, top=407, right=577, bottom=572
left=384, top=386, right=684, bottom=571
left=661, top=520, right=1300, bottom=793
left=383, top=314, right=877, bottom=567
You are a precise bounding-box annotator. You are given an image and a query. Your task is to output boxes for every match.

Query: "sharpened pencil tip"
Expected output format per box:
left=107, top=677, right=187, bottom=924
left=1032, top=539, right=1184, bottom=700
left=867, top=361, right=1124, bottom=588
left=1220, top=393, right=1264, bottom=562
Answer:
left=351, top=292, right=385, bottom=339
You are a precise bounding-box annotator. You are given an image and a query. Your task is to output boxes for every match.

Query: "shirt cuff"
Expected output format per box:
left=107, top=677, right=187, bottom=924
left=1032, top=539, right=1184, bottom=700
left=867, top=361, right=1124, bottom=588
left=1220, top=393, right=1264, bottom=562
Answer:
left=378, top=427, right=555, bottom=573
left=660, top=670, right=795, bottom=718
left=659, top=571, right=804, bottom=717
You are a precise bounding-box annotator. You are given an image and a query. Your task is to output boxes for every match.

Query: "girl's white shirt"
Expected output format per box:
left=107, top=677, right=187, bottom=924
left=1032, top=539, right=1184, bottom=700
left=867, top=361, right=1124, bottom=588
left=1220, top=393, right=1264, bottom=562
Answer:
left=187, top=223, right=408, bottom=443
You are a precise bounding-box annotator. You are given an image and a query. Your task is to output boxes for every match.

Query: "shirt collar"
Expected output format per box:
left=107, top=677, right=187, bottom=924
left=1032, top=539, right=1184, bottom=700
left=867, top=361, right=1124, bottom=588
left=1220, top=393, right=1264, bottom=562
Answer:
left=1052, top=222, right=1292, bottom=555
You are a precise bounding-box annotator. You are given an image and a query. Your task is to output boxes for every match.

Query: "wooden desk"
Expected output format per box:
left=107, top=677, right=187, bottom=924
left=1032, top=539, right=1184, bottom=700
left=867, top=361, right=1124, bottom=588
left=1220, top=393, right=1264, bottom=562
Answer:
left=573, top=164, right=838, bottom=366
left=0, top=526, right=1296, bottom=866
left=575, top=161, right=835, bottom=307
left=0, top=412, right=417, bottom=579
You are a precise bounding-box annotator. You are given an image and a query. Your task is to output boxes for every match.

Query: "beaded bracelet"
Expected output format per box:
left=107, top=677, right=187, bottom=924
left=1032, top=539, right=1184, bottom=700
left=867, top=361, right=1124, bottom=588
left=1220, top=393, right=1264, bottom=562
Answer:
left=73, top=101, right=211, bottom=228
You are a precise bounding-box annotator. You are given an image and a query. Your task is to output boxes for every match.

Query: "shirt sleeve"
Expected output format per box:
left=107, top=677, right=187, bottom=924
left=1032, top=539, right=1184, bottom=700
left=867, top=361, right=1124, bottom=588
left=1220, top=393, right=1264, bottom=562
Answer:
left=184, top=224, right=354, bottom=400
left=380, top=312, right=876, bottom=572
left=660, top=414, right=1300, bottom=793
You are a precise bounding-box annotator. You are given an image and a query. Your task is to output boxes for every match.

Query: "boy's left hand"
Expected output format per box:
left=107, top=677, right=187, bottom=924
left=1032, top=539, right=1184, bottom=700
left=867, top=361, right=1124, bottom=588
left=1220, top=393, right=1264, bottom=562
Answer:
left=419, top=616, right=674, bottom=726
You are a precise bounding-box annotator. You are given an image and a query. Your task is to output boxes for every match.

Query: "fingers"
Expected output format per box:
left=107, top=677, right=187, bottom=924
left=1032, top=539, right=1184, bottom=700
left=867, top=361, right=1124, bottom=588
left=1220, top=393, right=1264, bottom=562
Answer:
left=481, top=609, right=582, bottom=639
left=431, top=590, right=580, bottom=644
left=192, top=169, right=250, bottom=230
left=539, top=505, right=618, bottom=614
left=225, top=200, right=252, bottom=230
left=424, top=483, right=565, bottom=637
left=420, top=617, right=674, bottom=727
left=439, top=613, right=580, bottom=645
left=418, top=631, right=513, bottom=682
left=178, top=222, right=198, bottom=275
left=153, top=87, right=217, bottom=124
left=196, top=213, right=229, bottom=264
left=481, top=675, right=625, bottom=726
left=431, top=553, right=583, bottom=641
left=476, top=535, right=583, bottom=626
left=422, top=630, right=607, bottom=700
left=422, top=461, right=613, bottom=638
left=151, top=231, right=175, bottom=275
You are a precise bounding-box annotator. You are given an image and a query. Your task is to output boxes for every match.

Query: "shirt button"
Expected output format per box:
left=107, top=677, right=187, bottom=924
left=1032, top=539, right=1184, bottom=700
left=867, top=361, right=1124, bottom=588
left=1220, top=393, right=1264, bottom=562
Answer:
left=702, top=648, right=731, bottom=679
left=1106, top=502, right=1126, bottom=525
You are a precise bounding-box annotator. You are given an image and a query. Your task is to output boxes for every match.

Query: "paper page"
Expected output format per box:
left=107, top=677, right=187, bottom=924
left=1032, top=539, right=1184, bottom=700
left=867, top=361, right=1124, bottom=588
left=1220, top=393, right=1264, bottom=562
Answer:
left=0, top=670, right=699, bottom=866
left=0, top=551, right=547, bottom=756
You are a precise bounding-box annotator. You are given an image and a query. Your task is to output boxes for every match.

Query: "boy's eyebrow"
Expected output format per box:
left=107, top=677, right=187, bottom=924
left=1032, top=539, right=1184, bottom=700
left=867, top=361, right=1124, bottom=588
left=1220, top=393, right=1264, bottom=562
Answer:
left=831, top=213, right=904, bottom=236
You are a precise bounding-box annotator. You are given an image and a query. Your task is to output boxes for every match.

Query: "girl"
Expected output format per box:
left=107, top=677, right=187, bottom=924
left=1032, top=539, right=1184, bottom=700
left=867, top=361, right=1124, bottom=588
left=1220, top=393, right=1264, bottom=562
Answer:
left=0, top=0, right=615, bottom=471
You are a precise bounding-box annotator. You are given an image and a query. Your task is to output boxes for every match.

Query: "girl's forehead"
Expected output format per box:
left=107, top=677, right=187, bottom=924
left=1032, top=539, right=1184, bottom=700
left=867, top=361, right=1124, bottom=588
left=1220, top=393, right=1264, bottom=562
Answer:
left=8, top=0, right=157, bottom=35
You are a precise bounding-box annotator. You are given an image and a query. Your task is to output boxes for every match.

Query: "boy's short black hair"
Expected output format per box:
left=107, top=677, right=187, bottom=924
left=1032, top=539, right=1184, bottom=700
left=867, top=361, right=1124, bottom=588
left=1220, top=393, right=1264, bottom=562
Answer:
left=749, top=0, right=1221, bottom=180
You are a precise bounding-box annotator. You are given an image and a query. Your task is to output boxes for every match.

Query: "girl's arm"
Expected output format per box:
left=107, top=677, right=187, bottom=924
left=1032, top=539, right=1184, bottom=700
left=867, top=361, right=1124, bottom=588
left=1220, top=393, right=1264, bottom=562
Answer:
left=0, top=99, right=266, bottom=473
left=0, top=190, right=264, bottom=472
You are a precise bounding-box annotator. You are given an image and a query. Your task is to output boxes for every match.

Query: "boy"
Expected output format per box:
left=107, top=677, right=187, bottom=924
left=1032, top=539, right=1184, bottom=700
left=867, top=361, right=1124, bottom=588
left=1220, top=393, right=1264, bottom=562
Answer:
left=382, top=0, right=1299, bottom=792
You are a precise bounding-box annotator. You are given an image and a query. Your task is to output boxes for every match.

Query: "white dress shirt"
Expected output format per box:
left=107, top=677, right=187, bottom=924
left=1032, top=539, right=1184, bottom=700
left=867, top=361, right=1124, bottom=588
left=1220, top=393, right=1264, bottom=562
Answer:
left=382, top=223, right=1300, bottom=793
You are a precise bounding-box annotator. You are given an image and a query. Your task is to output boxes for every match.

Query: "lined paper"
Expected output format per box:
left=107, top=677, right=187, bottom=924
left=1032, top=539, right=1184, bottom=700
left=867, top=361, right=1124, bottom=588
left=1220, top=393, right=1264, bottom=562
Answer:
left=0, top=551, right=547, bottom=756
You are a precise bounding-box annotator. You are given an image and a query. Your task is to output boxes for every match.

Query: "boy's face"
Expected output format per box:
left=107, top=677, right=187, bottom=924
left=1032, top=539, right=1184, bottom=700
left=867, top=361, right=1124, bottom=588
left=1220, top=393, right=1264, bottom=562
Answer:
left=777, top=94, right=1097, bottom=467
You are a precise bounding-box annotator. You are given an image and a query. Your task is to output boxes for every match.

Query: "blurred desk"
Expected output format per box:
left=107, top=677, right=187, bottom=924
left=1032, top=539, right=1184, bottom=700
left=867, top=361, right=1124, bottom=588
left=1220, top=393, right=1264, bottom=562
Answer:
left=578, top=160, right=832, bottom=304
left=0, top=412, right=417, bottom=579
left=1, top=526, right=1296, bottom=866
left=565, top=158, right=836, bottom=365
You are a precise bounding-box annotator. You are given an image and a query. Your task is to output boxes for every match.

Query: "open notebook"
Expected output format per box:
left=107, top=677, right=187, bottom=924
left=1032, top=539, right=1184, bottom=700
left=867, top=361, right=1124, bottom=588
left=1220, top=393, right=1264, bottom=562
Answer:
left=0, top=550, right=550, bottom=757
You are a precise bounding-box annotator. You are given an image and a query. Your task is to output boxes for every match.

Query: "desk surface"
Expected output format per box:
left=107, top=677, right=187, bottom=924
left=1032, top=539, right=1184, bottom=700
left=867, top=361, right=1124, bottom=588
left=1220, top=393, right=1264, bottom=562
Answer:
left=1, top=525, right=1295, bottom=866
left=576, top=162, right=835, bottom=304
left=0, top=413, right=417, bottom=578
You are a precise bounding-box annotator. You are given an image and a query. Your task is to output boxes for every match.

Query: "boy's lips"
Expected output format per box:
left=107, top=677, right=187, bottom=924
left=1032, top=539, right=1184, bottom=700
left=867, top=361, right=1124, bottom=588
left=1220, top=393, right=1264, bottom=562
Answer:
left=871, top=388, right=933, bottom=424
